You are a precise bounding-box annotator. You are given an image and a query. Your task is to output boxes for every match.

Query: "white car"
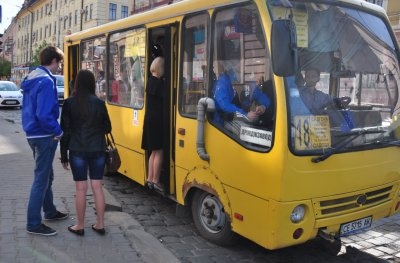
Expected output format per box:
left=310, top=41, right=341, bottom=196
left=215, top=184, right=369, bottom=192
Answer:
left=0, top=81, right=23, bottom=109
left=54, top=75, right=64, bottom=105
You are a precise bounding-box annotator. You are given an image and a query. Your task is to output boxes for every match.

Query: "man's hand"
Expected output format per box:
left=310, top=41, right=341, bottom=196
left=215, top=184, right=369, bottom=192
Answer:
left=61, top=162, right=70, bottom=170
left=255, top=105, right=266, bottom=115
left=247, top=111, right=259, bottom=122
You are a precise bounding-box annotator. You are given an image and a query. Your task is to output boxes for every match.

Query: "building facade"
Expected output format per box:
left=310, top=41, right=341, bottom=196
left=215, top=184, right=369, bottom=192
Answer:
left=12, top=0, right=135, bottom=68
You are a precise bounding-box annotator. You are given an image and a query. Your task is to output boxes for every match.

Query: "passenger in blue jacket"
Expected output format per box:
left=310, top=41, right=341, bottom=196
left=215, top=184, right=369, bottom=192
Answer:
left=21, top=46, right=68, bottom=236
left=213, top=72, right=271, bottom=126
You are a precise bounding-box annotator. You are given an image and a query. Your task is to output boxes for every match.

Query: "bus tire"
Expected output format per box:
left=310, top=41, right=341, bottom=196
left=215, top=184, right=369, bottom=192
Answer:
left=191, top=190, right=237, bottom=246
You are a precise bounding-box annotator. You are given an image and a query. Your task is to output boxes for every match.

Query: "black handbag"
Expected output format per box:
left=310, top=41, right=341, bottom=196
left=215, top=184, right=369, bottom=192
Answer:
left=105, top=133, right=121, bottom=173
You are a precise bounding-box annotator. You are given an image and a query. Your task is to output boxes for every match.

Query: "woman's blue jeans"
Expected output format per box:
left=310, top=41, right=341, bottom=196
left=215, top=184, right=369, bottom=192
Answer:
left=26, top=137, right=59, bottom=230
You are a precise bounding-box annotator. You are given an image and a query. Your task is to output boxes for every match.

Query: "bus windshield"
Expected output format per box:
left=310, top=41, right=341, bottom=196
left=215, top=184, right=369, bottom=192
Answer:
left=268, top=0, right=400, bottom=157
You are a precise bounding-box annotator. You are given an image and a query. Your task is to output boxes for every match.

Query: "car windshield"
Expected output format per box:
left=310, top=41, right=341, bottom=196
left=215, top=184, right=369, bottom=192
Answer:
left=0, top=82, right=19, bottom=91
left=267, top=0, right=400, bottom=158
left=55, top=76, right=64, bottom=86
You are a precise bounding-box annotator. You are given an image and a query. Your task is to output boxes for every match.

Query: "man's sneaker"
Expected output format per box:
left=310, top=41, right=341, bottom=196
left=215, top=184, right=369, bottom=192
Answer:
left=44, top=211, right=69, bottom=221
left=27, top=224, right=57, bottom=236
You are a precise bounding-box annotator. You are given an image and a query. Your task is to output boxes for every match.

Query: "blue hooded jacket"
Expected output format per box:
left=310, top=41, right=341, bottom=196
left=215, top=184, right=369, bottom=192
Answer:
left=21, top=66, right=63, bottom=138
left=213, top=73, right=271, bottom=125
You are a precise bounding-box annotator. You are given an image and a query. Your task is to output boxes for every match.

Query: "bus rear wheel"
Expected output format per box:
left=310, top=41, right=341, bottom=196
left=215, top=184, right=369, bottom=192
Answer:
left=191, top=190, right=237, bottom=246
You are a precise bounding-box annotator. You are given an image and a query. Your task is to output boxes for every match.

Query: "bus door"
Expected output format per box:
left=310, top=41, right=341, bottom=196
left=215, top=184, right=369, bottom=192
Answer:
left=66, top=44, right=79, bottom=97
left=147, top=23, right=179, bottom=196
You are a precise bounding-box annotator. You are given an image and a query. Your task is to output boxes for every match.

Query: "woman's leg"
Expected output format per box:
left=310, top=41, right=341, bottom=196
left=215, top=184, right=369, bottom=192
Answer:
left=152, top=149, right=163, bottom=184
left=90, top=179, right=105, bottom=229
left=147, top=151, right=155, bottom=183
left=69, top=152, right=89, bottom=231
left=73, top=181, right=88, bottom=229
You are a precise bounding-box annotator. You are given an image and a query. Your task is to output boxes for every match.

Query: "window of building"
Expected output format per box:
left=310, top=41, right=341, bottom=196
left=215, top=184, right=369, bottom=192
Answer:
left=365, top=0, right=384, bottom=6
left=85, top=6, right=88, bottom=21
left=109, top=3, right=117, bottom=21
left=121, top=6, right=128, bottom=18
left=90, top=4, right=93, bottom=20
left=75, top=10, right=77, bottom=25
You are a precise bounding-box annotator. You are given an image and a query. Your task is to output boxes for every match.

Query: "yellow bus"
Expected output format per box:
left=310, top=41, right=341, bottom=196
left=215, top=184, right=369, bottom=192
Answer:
left=63, top=0, right=400, bottom=250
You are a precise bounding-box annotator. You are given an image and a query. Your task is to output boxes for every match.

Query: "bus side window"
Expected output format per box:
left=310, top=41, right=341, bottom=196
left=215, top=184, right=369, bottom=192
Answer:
left=108, top=28, right=146, bottom=108
left=211, top=3, right=274, bottom=150
left=180, top=13, right=210, bottom=117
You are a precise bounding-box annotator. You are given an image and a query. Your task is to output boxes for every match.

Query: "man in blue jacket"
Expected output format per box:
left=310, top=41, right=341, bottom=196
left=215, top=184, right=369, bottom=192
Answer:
left=213, top=71, right=271, bottom=126
left=21, top=46, right=68, bottom=236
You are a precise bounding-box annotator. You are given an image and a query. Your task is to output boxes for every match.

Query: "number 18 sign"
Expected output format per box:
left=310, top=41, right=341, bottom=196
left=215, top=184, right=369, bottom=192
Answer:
left=294, top=115, right=331, bottom=150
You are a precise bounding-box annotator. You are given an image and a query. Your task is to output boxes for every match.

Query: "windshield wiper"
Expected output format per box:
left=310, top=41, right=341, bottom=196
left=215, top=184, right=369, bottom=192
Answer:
left=311, top=128, right=385, bottom=163
left=371, top=140, right=400, bottom=147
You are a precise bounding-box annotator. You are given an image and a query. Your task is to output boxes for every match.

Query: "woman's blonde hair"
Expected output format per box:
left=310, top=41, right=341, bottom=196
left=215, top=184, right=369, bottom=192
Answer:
left=150, top=57, right=165, bottom=77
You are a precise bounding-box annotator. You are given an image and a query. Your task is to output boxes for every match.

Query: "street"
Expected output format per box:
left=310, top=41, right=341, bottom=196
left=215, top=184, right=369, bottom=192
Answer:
left=1, top=107, right=399, bottom=262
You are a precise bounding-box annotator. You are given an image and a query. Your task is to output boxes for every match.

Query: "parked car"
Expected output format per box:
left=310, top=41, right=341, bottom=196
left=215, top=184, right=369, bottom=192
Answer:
left=0, top=81, right=23, bottom=109
left=54, top=75, right=64, bottom=105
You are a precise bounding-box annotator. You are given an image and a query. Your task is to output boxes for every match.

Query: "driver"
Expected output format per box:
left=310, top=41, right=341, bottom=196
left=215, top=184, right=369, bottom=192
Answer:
left=299, top=68, right=333, bottom=114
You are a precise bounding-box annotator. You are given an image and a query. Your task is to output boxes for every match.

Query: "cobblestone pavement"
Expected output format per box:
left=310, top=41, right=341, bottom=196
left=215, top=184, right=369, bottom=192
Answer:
left=102, top=174, right=400, bottom=263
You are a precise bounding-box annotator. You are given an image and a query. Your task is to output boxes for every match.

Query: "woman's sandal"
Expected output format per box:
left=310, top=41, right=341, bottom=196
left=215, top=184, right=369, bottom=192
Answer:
left=153, top=182, right=164, bottom=193
left=91, top=224, right=106, bottom=235
left=68, top=225, right=84, bottom=236
left=145, top=181, right=154, bottom=190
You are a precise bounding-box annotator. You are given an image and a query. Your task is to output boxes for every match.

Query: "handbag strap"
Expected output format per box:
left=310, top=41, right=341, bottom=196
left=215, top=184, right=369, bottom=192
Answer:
left=106, top=133, right=116, bottom=147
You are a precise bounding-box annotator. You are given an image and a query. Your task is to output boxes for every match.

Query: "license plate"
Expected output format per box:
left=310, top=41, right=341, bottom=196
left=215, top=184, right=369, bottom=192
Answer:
left=340, top=216, right=372, bottom=236
left=5, top=101, right=16, bottom=105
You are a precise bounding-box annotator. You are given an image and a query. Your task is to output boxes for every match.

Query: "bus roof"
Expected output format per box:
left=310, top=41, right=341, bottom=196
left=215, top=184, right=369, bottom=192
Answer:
left=64, top=0, right=388, bottom=44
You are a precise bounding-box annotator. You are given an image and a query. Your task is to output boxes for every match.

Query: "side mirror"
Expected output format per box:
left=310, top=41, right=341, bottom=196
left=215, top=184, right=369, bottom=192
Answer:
left=271, top=19, right=297, bottom=77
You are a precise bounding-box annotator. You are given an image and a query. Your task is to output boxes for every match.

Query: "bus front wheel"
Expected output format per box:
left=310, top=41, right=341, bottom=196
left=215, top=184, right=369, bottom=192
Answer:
left=191, top=190, right=237, bottom=246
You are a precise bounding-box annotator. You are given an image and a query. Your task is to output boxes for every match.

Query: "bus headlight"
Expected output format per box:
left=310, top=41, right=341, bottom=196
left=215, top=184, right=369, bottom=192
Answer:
left=290, top=205, right=305, bottom=223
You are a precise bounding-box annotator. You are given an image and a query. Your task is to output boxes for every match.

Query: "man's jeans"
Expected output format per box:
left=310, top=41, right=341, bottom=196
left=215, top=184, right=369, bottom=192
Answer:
left=26, top=137, right=59, bottom=230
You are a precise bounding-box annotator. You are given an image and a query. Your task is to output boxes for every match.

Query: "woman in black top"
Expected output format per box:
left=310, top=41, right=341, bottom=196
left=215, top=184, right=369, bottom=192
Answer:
left=60, top=69, right=111, bottom=236
left=141, top=57, right=165, bottom=192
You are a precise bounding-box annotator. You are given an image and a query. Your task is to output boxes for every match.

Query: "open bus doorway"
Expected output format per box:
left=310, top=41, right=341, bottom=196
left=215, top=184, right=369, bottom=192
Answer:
left=145, top=24, right=178, bottom=195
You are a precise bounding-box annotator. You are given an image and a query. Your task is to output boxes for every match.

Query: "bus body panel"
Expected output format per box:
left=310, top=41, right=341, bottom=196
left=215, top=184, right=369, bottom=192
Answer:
left=107, top=105, right=145, bottom=183
left=63, top=0, right=400, bottom=250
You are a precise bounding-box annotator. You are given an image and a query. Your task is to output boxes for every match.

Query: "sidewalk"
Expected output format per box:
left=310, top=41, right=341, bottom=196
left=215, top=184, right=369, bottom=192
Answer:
left=0, top=117, right=179, bottom=263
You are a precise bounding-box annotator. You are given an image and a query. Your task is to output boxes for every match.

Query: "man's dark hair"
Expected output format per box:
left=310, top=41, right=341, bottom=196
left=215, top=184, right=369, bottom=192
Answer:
left=39, top=46, right=64, bottom=66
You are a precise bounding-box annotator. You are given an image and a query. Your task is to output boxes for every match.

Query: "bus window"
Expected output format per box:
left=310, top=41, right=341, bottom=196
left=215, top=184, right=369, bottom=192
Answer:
left=181, top=13, right=209, bottom=117
left=108, top=28, right=146, bottom=108
left=212, top=3, right=274, bottom=150
left=80, top=36, right=106, bottom=100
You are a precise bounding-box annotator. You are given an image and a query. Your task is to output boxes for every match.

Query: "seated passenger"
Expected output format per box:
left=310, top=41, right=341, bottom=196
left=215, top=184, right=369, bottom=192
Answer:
left=213, top=68, right=271, bottom=128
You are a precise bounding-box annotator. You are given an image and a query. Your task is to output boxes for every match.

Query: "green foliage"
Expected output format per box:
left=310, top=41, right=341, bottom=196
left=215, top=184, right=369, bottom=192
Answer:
left=31, top=41, right=49, bottom=67
left=0, top=58, right=11, bottom=77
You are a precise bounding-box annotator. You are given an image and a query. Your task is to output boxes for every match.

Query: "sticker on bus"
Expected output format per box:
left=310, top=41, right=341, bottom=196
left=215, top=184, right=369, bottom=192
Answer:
left=240, top=126, right=272, bottom=147
left=294, top=115, right=331, bottom=150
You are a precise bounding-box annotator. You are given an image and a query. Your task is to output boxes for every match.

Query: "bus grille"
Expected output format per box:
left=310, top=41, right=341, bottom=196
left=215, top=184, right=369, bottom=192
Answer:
left=313, top=185, right=394, bottom=218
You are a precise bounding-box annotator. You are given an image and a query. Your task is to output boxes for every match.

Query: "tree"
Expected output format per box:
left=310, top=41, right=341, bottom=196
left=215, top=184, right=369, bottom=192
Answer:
left=0, top=58, right=11, bottom=78
left=31, top=41, right=49, bottom=67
